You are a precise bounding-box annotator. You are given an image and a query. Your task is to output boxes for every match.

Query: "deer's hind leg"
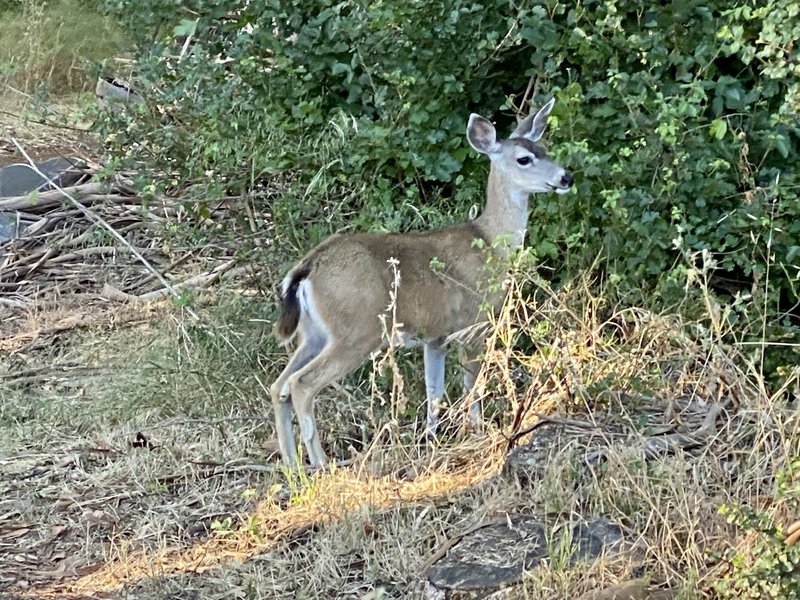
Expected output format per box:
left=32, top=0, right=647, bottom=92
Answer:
left=424, top=340, right=446, bottom=438
left=271, top=328, right=327, bottom=468
left=285, top=337, right=377, bottom=469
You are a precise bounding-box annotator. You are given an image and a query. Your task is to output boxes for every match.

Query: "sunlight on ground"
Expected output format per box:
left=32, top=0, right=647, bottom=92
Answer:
left=33, top=442, right=503, bottom=597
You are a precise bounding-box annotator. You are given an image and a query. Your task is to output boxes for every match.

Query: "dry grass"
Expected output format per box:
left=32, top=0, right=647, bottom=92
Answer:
left=0, top=0, right=124, bottom=101
left=1, top=259, right=798, bottom=599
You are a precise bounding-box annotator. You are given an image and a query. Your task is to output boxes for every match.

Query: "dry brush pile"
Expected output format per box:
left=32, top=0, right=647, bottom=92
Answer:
left=0, top=168, right=250, bottom=353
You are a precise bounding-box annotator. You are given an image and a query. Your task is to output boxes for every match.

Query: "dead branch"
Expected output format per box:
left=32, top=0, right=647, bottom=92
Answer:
left=130, top=251, right=195, bottom=291
left=0, top=182, right=111, bottom=211
left=100, top=259, right=244, bottom=303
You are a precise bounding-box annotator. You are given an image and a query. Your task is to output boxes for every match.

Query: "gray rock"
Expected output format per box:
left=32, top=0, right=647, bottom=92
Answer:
left=569, top=517, right=626, bottom=563
left=0, top=157, right=84, bottom=198
left=505, top=422, right=573, bottom=482
left=427, top=515, right=626, bottom=592
left=505, top=419, right=621, bottom=482
left=0, top=211, right=17, bottom=244
left=0, top=157, right=86, bottom=244
left=428, top=516, right=547, bottom=591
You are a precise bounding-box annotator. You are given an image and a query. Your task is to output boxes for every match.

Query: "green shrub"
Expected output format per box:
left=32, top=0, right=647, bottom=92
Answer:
left=93, top=0, right=799, bottom=377
left=716, top=458, right=800, bottom=599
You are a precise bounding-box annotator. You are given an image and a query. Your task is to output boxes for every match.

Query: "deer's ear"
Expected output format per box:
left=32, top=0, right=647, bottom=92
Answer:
left=511, top=98, right=555, bottom=142
left=467, top=114, right=502, bottom=155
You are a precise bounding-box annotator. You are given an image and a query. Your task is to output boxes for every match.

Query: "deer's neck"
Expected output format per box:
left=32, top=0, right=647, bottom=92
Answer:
left=473, top=167, right=530, bottom=253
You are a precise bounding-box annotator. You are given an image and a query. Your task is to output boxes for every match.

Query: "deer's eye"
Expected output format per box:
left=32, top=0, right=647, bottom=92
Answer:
left=517, top=156, right=533, bottom=166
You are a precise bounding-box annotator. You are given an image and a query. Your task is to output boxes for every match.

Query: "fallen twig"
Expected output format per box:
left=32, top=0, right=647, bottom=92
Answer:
left=421, top=518, right=508, bottom=573
left=130, top=251, right=195, bottom=291
left=510, top=413, right=600, bottom=447
left=0, top=182, right=109, bottom=211
left=101, top=260, right=243, bottom=304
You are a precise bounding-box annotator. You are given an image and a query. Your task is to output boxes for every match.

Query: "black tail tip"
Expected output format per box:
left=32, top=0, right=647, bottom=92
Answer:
left=274, top=266, right=309, bottom=342
left=275, top=308, right=299, bottom=341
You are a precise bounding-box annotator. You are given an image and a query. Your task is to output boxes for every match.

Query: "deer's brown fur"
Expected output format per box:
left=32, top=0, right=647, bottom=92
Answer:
left=270, top=98, right=573, bottom=468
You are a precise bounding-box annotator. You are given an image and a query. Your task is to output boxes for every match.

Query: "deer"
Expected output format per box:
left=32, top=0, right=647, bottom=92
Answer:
left=270, top=98, right=573, bottom=469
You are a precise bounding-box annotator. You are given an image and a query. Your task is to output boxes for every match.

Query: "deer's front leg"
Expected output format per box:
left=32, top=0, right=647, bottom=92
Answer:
left=423, top=341, right=446, bottom=438
left=460, top=345, right=484, bottom=432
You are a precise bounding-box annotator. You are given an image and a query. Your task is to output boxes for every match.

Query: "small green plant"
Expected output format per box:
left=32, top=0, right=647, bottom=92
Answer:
left=210, top=516, right=234, bottom=535
left=283, top=461, right=314, bottom=502
left=546, top=523, right=576, bottom=572
left=715, top=458, right=800, bottom=599
left=243, top=515, right=263, bottom=543
left=429, top=256, right=446, bottom=271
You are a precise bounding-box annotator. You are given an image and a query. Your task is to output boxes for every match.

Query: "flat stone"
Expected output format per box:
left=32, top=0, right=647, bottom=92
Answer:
left=505, top=422, right=572, bottom=482
left=0, top=157, right=86, bottom=244
left=428, top=516, right=547, bottom=591
left=578, top=580, right=678, bottom=600
left=427, top=515, right=626, bottom=592
left=505, top=419, right=621, bottom=482
left=0, top=157, right=84, bottom=198
left=0, top=211, right=16, bottom=244
left=569, top=517, right=625, bottom=563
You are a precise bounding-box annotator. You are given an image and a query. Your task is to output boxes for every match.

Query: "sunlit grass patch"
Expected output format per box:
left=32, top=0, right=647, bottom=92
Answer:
left=49, top=441, right=502, bottom=596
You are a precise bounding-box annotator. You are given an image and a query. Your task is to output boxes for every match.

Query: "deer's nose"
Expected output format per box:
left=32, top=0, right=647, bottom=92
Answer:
left=560, top=172, right=574, bottom=188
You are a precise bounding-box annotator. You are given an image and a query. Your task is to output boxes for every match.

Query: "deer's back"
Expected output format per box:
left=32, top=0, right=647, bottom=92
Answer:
left=296, top=222, right=502, bottom=343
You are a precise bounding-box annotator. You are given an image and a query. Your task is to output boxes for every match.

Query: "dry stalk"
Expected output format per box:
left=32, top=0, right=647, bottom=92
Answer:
left=372, top=257, right=407, bottom=419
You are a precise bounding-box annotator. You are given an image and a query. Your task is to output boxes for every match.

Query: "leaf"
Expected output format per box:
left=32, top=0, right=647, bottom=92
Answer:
left=536, top=240, right=559, bottom=259
left=709, top=119, right=727, bottom=140
left=331, top=62, right=352, bottom=77
left=173, top=18, right=198, bottom=38
left=774, top=134, right=791, bottom=158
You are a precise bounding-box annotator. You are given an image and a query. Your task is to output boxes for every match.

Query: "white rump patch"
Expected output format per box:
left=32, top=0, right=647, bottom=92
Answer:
left=297, top=279, right=330, bottom=342
left=297, top=278, right=318, bottom=317
left=281, top=272, right=294, bottom=297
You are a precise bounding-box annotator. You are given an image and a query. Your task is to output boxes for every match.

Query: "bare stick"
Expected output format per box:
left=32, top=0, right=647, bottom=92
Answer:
left=100, top=260, right=245, bottom=303
left=131, top=251, right=194, bottom=291
left=0, top=182, right=108, bottom=211
left=421, top=518, right=508, bottom=573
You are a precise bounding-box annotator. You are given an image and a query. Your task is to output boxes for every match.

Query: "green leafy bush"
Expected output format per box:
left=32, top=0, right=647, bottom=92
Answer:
left=93, top=0, right=799, bottom=375
left=716, top=458, right=800, bottom=599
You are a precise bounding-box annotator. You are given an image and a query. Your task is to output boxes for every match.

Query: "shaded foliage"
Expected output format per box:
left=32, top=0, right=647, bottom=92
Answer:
left=93, top=0, right=799, bottom=375
left=717, top=458, right=800, bottom=599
